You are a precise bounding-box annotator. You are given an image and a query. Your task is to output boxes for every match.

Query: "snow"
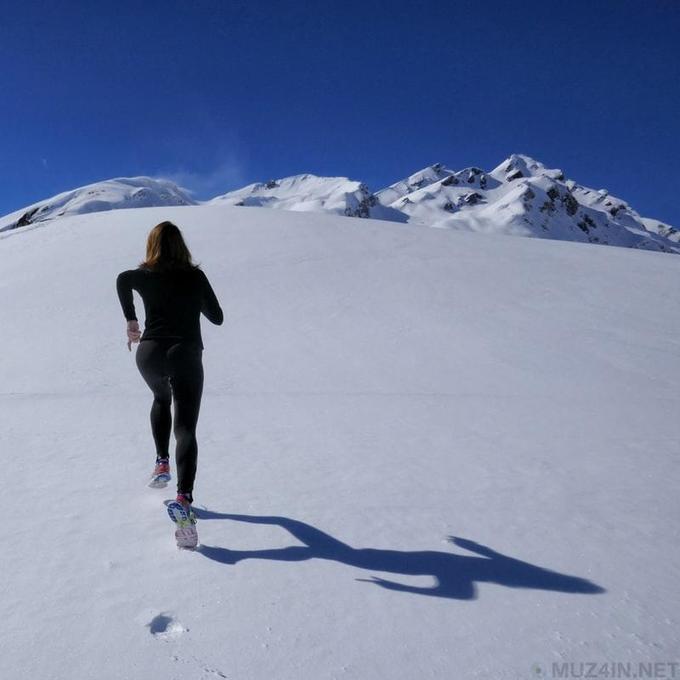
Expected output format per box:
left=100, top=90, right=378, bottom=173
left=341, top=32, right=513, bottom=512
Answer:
left=3, top=155, right=677, bottom=256
left=208, top=156, right=679, bottom=253
left=374, top=163, right=454, bottom=205
left=488, top=153, right=565, bottom=182
left=641, top=216, right=680, bottom=243
left=1, top=204, right=679, bottom=679
left=0, top=177, right=195, bottom=232
left=211, top=174, right=377, bottom=219
left=377, top=157, right=677, bottom=252
left=210, top=174, right=361, bottom=211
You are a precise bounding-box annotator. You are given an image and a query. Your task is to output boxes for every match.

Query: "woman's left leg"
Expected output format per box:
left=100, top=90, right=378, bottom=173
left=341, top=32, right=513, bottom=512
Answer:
left=166, top=342, right=204, bottom=500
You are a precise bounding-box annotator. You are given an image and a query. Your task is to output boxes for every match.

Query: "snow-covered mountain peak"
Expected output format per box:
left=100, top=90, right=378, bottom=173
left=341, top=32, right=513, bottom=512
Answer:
left=212, top=173, right=354, bottom=201
left=375, top=163, right=456, bottom=205
left=490, top=154, right=565, bottom=182
left=1, top=155, right=677, bottom=254
left=402, top=163, right=452, bottom=189
left=372, top=154, right=676, bottom=253
left=0, top=176, right=195, bottom=233
left=210, top=173, right=405, bottom=222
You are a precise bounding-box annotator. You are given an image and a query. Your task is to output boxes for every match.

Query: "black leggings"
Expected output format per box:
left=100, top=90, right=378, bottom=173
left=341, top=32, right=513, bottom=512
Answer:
left=135, top=339, right=204, bottom=496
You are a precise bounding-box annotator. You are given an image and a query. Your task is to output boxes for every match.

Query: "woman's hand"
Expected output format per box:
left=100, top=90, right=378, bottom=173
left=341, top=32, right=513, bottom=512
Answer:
left=126, top=320, right=141, bottom=351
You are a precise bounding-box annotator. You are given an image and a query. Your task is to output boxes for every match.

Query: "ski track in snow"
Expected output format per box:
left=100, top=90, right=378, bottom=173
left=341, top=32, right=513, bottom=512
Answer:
left=0, top=205, right=678, bottom=679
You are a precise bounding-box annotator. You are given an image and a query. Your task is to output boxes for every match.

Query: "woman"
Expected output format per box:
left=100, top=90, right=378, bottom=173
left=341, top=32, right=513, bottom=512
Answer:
left=116, top=220, right=223, bottom=547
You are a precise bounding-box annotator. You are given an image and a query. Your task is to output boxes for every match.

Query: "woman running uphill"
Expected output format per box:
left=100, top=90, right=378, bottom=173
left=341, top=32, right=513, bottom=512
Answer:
left=116, top=221, right=223, bottom=548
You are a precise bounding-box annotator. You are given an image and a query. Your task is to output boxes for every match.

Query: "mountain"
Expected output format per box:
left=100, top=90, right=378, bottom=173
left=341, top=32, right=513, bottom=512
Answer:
left=1, top=203, right=678, bottom=677
left=0, top=177, right=196, bottom=232
left=641, top=216, right=680, bottom=244
left=376, top=154, right=677, bottom=253
left=1, top=156, right=677, bottom=254
left=210, top=173, right=406, bottom=222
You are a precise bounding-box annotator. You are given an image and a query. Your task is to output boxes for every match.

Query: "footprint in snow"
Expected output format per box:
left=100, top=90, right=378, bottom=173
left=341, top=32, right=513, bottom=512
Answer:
left=147, top=612, right=187, bottom=640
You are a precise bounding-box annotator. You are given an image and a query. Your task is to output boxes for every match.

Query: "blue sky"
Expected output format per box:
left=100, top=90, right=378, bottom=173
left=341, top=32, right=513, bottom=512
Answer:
left=1, top=0, right=679, bottom=224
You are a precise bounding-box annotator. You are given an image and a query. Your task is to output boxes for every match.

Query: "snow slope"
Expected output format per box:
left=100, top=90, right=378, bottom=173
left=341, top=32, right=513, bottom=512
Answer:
left=641, top=216, right=680, bottom=244
left=377, top=155, right=677, bottom=252
left=210, top=173, right=405, bottom=222
left=0, top=177, right=196, bottom=232
left=3, top=154, right=676, bottom=255
left=0, top=205, right=679, bottom=679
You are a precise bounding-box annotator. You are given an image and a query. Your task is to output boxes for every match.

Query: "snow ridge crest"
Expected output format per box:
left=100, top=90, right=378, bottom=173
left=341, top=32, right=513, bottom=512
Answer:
left=1, top=156, right=676, bottom=254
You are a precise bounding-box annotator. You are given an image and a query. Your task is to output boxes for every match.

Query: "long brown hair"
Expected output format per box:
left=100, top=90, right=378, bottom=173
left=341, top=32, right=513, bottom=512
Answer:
left=139, top=221, right=199, bottom=272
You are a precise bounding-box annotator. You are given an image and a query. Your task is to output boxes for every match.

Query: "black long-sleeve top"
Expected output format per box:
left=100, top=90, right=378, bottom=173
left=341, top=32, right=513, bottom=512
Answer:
left=116, top=266, right=223, bottom=349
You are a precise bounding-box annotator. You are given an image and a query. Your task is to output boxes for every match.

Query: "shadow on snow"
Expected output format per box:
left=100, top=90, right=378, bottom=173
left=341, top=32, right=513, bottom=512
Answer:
left=194, top=510, right=605, bottom=600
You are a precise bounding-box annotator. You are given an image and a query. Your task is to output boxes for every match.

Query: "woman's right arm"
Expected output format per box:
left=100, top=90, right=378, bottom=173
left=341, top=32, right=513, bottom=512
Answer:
left=200, top=270, right=224, bottom=325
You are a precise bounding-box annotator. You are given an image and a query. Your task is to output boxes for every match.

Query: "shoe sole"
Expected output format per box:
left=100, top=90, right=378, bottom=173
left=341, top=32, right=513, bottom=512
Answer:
left=166, top=500, right=198, bottom=550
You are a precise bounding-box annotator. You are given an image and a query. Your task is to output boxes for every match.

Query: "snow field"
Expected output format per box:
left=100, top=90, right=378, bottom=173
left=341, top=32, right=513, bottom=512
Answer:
left=0, top=205, right=678, bottom=679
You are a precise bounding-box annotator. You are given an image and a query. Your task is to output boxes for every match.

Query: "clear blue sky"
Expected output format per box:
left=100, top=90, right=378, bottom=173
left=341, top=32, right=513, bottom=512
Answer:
left=1, top=0, right=679, bottom=224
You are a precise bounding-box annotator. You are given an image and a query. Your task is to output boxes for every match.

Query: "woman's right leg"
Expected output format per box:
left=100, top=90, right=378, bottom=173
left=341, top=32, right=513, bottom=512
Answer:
left=135, top=340, right=172, bottom=459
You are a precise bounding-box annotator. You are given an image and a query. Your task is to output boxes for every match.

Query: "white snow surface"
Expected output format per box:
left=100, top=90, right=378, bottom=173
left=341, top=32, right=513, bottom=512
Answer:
left=1, top=205, right=679, bottom=679
left=0, top=176, right=195, bottom=232
left=378, top=155, right=678, bottom=253
left=209, top=174, right=365, bottom=213
left=2, top=154, right=677, bottom=255
left=641, top=216, right=680, bottom=244
left=210, top=173, right=405, bottom=222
